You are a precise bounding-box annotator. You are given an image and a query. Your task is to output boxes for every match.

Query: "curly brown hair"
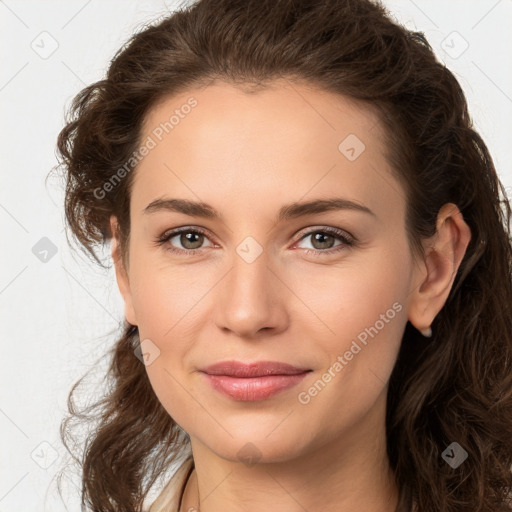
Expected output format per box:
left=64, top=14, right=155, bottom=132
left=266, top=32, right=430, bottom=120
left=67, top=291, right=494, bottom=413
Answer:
left=52, top=0, right=512, bottom=511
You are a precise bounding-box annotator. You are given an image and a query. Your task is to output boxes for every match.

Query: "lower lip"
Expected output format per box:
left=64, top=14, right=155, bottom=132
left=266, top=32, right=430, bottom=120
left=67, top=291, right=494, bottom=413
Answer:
left=201, top=372, right=309, bottom=401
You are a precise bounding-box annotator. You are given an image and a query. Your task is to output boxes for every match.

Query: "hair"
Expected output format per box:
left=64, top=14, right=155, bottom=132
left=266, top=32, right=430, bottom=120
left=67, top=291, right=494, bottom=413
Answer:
left=52, top=0, right=512, bottom=511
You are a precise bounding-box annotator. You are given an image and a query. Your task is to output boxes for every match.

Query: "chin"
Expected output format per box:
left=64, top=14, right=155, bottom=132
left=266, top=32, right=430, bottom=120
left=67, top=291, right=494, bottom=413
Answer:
left=201, top=432, right=310, bottom=466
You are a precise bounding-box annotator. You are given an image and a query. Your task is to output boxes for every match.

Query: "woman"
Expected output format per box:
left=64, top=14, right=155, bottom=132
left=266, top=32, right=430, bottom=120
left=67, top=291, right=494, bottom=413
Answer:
left=54, top=0, right=512, bottom=511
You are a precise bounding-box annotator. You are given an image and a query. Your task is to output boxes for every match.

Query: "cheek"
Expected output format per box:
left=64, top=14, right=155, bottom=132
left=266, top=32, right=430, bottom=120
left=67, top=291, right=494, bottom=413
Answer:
left=129, top=257, right=210, bottom=340
left=143, top=361, right=200, bottom=435
left=290, top=244, right=410, bottom=350
left=292, top=265, right=408, bottom=442
left=129, top=268, right=203, bottom=426
left=290, top=245, right=410, bottom=414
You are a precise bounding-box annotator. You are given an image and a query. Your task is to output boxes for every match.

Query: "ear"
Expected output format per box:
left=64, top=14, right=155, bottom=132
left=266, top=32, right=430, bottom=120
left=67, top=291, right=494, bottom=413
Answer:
left=408, top=203, right=472, bottom=333
left=110, top=215, right=138, bottom=326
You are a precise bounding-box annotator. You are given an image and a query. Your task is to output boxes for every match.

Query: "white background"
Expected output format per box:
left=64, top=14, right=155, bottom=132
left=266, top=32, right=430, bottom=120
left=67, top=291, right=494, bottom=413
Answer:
left=1, top=0, right=511, bottom=510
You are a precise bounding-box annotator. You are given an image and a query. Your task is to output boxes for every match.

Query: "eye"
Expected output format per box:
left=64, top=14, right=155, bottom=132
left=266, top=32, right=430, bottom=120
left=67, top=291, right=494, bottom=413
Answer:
left=156, top=227, right=214, bottom=255
left=294, top=227, right=356, bottom=257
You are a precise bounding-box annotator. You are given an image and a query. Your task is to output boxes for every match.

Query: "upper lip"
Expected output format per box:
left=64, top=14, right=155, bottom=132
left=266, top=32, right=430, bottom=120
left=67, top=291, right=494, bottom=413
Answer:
left=200, top=360, right=311, bottom=377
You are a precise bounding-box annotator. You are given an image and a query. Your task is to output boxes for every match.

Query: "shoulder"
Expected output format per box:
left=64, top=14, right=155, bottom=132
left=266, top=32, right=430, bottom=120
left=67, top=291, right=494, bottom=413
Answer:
left=147, top=456, right=195, bottom=512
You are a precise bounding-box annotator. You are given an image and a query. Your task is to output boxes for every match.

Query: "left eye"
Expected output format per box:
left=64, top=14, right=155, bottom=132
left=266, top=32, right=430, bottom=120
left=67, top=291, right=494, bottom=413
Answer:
left=296, top=230, right=347, bottom=251
left=293, top=227, right=356, bottom=257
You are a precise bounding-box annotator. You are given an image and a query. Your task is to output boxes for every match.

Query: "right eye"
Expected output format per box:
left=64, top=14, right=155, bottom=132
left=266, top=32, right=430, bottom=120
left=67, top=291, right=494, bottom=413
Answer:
left=156, top=227, right=216, bottom=255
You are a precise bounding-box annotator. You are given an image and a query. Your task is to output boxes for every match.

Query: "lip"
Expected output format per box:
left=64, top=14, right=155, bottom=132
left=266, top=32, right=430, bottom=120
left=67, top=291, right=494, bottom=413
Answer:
left=199, top=360, right=312, bottom=401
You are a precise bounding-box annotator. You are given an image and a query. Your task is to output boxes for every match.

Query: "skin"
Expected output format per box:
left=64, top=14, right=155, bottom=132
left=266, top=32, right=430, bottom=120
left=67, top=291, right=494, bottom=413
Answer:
left=110, top=79, right=471, bottom=512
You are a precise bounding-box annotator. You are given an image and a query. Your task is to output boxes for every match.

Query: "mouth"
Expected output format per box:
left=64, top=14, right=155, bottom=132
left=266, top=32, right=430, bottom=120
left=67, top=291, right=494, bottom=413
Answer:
left=199, top=360, right=312, bottom=401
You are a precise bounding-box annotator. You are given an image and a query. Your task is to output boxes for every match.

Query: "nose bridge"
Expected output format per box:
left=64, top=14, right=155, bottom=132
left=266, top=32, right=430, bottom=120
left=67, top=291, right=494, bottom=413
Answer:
left=215, top=234, right=283, bottom=336
left=229, top=235, right=272, bottom=301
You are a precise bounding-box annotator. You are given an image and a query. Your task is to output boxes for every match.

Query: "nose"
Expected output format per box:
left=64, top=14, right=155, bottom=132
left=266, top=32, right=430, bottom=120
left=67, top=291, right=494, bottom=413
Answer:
left=213, top=245, right=288, bottom=339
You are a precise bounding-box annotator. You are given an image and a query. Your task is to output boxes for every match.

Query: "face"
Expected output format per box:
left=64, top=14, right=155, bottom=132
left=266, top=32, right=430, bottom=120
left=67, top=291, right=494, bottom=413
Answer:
left=112, top=79, right=420, bottom=464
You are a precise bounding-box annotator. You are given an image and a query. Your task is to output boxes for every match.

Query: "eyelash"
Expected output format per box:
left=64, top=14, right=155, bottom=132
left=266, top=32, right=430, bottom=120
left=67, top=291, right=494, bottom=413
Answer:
left=155, top=226, right=356, bottom=258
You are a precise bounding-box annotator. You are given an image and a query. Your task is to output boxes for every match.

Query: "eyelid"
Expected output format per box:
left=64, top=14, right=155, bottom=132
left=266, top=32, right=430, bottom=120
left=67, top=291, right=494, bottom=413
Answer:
left=293, top=225, right=356, bottom=245
left=157, top=226, right=215, bottom=249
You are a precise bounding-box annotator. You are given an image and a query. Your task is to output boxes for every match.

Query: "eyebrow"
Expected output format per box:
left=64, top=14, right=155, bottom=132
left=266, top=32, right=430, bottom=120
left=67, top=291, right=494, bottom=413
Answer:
left=143, top=197, right=376, bottom=221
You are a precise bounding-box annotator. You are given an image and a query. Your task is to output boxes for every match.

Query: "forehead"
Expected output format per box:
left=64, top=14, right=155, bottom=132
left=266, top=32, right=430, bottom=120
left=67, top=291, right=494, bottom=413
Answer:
left=140, top=79, right=385, bottom=154
left=131, top=79, right=404, bottom=223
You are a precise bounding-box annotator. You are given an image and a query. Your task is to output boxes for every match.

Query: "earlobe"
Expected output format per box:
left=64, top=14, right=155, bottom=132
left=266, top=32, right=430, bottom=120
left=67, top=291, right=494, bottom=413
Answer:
left=408, top=203, right=472, bottom=335
left=110, top=215, right=138, bottom=326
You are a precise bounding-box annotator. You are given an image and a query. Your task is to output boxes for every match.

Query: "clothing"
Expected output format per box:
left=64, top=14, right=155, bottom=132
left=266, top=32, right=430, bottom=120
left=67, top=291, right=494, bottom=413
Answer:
left=149, top=456, right=195, bottom=512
